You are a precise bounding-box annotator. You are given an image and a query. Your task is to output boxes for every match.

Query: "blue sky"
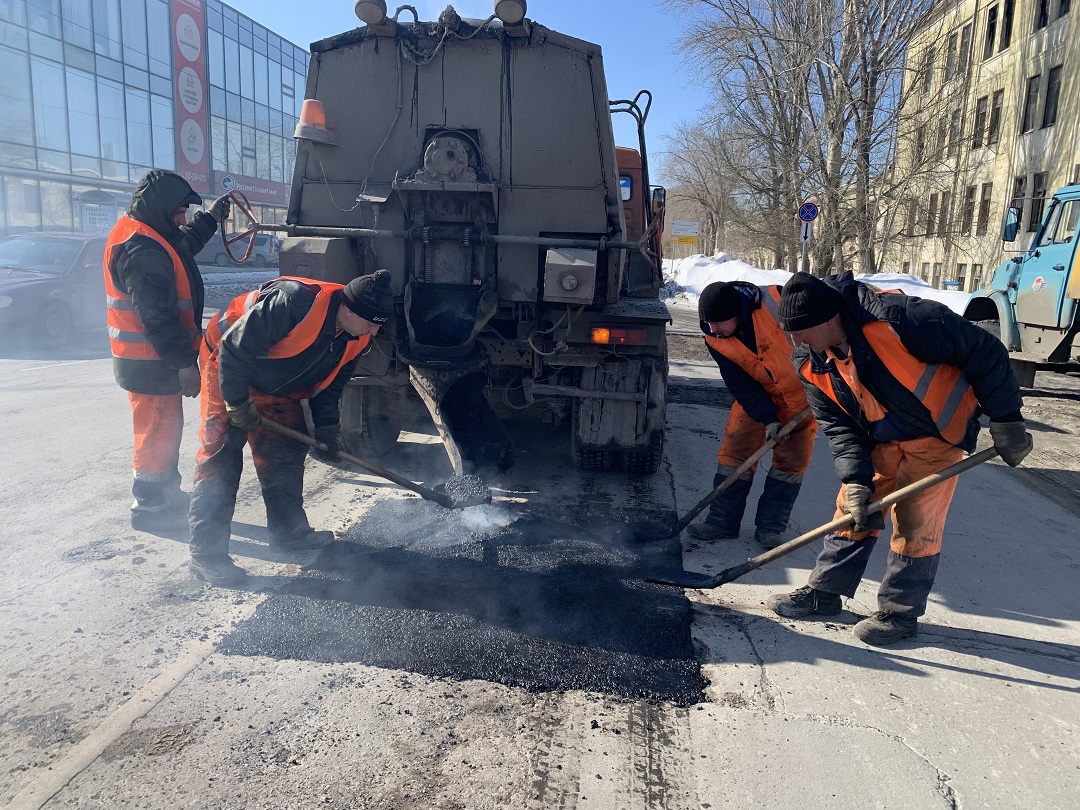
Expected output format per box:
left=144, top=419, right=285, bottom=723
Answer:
left=224, top=0, right=706, bottom=183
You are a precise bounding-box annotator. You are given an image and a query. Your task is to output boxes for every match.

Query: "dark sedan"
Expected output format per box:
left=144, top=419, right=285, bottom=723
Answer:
left=0, top=233, right=108, bottom=348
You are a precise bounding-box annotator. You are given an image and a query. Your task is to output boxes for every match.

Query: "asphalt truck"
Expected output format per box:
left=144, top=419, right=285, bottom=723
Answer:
left=962, top=183, right=1080, bottom=387
left=269, top=2, right=669, bottom=476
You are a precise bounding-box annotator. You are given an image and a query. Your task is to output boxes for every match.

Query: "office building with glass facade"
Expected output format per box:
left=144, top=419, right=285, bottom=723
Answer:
left=0, top=0, right=307, bottom=235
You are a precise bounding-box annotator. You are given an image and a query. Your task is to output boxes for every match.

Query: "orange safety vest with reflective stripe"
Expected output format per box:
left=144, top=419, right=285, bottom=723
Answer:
left=800, top=320, right=979, bottom=446
left=704, top=286, right=808, bottom=413
left=207, top=277, right=370, bottom=398
left=104, top=215, right=199, bottom=360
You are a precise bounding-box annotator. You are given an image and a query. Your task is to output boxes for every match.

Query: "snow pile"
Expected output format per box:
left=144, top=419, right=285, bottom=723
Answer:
left=662, top=254, right=971, bottom=315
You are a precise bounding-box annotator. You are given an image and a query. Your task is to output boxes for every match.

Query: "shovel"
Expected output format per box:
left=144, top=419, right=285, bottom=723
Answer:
left=635, top=407, right=813, bottom=542
left=260, top=417, right=492, bottom=509
left=648, top=446, right=999, bottom=589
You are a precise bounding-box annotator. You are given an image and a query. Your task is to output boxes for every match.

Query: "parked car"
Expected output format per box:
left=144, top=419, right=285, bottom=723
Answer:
left=195, top=232, right=279, bottom=267
left=0, top=232, right=108, bottom=348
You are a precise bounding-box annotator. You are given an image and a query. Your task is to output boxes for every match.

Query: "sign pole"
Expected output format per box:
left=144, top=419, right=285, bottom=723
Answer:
left=797, top=202, right=819, bottom=275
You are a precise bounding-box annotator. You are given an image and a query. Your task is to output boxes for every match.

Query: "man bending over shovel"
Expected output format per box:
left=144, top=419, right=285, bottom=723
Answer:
left=687, top=281, right=818, bottom=549
left=770, top=271, right=1032, bottom=645
left=187, top=270, right=394, bottom=586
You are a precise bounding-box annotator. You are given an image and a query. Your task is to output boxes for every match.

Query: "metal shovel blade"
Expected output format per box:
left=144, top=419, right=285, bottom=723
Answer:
left=431, top=474, right=493, bottom=508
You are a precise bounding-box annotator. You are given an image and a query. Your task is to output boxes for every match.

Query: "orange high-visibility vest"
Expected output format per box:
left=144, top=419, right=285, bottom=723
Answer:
left=104, top=215, right=199, bottom=360
left=207, top=277, right=370, bottom=397
left=800, top=320, right=978, bottom=445
left=704, top=286, right=808, bottom=414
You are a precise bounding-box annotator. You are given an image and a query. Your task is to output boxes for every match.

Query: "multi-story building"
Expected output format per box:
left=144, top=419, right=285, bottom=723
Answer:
left=883, top=0, right=1077, bottom=291
left=0, top=0, right=307, bottom=236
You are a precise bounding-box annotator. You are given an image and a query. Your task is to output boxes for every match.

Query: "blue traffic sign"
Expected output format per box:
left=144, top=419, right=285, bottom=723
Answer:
left=798, top=202, right=819, bottom=222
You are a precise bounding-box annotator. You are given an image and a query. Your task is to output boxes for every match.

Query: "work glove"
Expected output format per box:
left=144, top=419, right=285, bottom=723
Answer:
left=843, top=482, right=884, bottom=532
left=177, top=365, right=201, bottom=398
left=311, top=424, right=342, bottom=464
left=764, top=422, right=788, bottom=445
left=225, top=397, right=261, bottom=430
left=207, top=194, right=231, bottom=223
left=989, top=420, right=1033, bottom=467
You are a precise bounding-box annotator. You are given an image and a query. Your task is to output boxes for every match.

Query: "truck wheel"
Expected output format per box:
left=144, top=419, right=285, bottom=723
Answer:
left=620, top=430, right=664, bottom=475
left=36, top=302, right=73, bottom=349
left=215, top=253, right=229, bottom=267
left=571, top=407, right=614, bottom=471
left=340, top=384, right=404, bottom=458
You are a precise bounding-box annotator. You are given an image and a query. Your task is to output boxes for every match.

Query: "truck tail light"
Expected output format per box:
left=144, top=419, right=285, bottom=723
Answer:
left=591, top=327, right=647, bottom=345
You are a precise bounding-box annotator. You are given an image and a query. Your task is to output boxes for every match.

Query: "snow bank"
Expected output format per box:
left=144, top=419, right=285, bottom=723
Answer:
left=662, top=254, right=971, bottom=315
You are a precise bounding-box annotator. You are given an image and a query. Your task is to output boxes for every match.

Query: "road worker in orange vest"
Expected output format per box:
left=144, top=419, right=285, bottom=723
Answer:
left=770, top=271, right=1033, bottom=645
left=689, top=281, right=818, bottom=549
left=186, top=271, right=394, bottom=586
left=104, top=170, right=230, bottom=532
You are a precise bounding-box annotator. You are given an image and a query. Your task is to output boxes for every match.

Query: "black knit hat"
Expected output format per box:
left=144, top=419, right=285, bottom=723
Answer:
left=342, top=269, right=394, bottom=323
left=777, top=272, right=840, bottom=331
left=698, top=282, right=741, bottom=322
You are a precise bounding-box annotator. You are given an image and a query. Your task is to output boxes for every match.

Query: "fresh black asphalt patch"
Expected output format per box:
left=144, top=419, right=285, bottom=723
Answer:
left=219, top=501, right=706, bottom=705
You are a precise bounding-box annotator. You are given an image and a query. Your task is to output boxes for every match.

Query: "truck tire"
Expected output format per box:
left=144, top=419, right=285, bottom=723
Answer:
left=340, top=383, right=404, bottom=458
left=975, top=320, right=1037, bottom=387
left=571, top=406, right=614, bottom=471
left=620, top=430, right=664, bottom=475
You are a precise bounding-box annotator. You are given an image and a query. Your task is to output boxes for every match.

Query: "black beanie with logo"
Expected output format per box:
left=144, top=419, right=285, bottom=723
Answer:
left=342, top=269, right=394, bottom=324
left=777, top=272, right=840, bottom=331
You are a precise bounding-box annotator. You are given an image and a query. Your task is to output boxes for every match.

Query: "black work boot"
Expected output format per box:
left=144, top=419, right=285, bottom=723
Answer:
left=754, top=528, right=786, bottom=549
left=767, top=586, right=842, bottom=618
left=853, top=611, right=918, bottom=646
left=686, top=521, right=740, bottom=541
left=190, top=555, right=248, bottom=586
left=130, top=504, right=187, bottom=534
left=268, top=526, right=335, bottom=552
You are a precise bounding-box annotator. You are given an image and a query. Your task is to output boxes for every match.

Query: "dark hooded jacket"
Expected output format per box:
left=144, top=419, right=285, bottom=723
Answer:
left=701, top=281, right=783, bottom=425
left=107, top=170, right=218, bottom=394
left=792, top=272, right=1023, bottom=486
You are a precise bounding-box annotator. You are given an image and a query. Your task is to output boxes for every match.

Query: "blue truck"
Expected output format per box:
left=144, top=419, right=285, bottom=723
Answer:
left=962, top=184, right=1080, bottom=386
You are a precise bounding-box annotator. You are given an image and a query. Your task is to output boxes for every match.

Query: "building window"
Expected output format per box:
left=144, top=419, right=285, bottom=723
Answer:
left=914, top=123, right=927, bottom=163
left=1000, top=0, right=1015, bottom=49
left=948, top=109, right=962, bottom=156
left=1021, top=75, right=1040, bottom=133
left=976, top=182, right=993, bottom=235
left=971, top=264, right=984, bottom=290
left=1059, top=0, right=1071, bottom=19
left=1012, top=175, right=1028, bottom=231
left=927, top=193, right=939, bottom=235
left=1035, top=0, right=1051, bottom=29
left=932, top=262, right=943, bottom=288
left=984, top=5, right=999, bottom=60
left=959, top=24, right=973, bottom=74
left=1030, top=173, right=1048, bottom=231
left=922, top=48, right=934, bottom=93
left=902, top=261, right=911, bottom=275
left=937, top=119, right=948, bottom=160
left=957, top=263, right=967, bottom=290
left=906, top=197, right=918, bottom=235
left=1042, top=65, right=1062, bottom=128
left=988, top=89, right=1004, bottom=143
left=972, top=96, right=988, bottom=147
left=939, top=191, right=951, bottom=237
left=962, top=185, right=977, bottom=234
left=921, top=262, right=930, bottom=281
left=945, top=32, right=958, bottom=79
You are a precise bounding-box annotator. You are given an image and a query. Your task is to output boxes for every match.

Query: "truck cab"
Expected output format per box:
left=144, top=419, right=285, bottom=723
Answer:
left=963, top=183, right=1080, bottom=386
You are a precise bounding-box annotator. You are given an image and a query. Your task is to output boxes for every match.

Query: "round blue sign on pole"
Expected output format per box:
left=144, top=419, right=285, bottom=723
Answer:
left=798, top=202, right=819, bottom=222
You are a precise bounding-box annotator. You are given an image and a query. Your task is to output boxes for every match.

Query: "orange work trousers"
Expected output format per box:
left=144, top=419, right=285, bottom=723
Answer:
left=128, top=391, right=184, bottom=483
left=717, top=402, right=817, bottom=479
left=833, top=435, right=964, bottom=558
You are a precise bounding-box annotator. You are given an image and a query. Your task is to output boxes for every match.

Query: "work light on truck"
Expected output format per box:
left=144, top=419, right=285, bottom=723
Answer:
left=590, top=328, right=647, bottom=346
left=494, top=0, right=527, bottom=24
left=355, top=0, right=387, bottom=25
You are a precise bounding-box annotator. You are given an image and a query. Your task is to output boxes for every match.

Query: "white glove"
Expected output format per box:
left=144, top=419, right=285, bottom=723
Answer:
left=765, top=422, right=787, bottom=445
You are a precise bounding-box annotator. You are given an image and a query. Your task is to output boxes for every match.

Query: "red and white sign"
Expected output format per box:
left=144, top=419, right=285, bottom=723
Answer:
left=172, top=0, right=209, bottom=194
left=212, top=171, right=289, bottom=206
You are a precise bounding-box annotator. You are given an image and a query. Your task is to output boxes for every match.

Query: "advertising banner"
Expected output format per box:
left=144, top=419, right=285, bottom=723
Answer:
left=172, top=0, right=210, bottom=194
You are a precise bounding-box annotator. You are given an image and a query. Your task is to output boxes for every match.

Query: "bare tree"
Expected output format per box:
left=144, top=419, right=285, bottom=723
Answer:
left=668, top=0, right=934, bottom=274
